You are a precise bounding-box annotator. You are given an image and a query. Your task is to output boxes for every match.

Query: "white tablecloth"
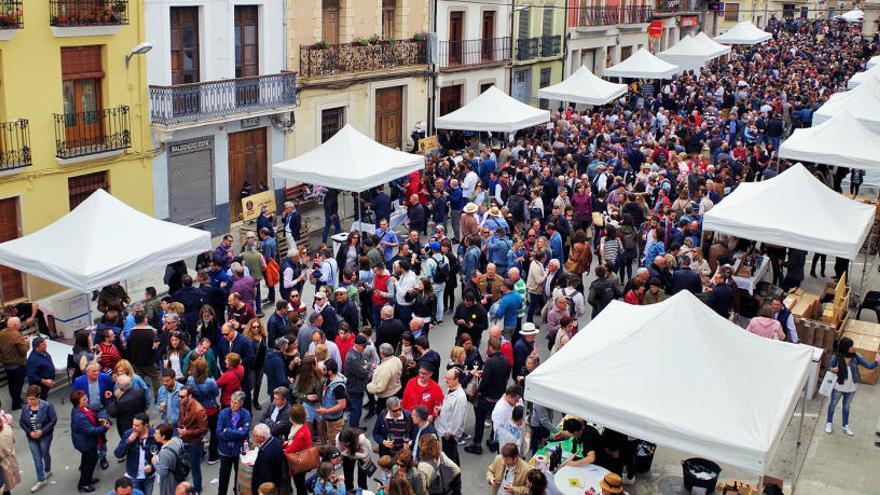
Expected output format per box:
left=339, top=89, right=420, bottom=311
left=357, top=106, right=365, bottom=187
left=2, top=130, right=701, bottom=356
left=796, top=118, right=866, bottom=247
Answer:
left=551, top=464, right=611, bottom=495
left=28, top=335, right=73, bottom=372
left=732, top=255, right=771, bottom=295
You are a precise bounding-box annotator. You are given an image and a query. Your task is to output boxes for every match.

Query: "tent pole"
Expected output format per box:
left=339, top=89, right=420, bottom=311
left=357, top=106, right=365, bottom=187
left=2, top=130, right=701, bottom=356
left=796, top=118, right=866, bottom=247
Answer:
left=792, top=383, right=808, bottom=493
left=356, top=191, right=362, bottom=243
left=859, top=247, right=869, bottom=303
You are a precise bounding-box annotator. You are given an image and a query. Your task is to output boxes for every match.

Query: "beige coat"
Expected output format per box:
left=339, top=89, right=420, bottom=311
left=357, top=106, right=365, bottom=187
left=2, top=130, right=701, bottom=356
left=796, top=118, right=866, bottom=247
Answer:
left=366, top=356, right=402, bottom=398
left=0, top=423, right=20, bottom=491
left=485, top=455, right=530, bottom=495
left=526, top=261, right=547, bottom=295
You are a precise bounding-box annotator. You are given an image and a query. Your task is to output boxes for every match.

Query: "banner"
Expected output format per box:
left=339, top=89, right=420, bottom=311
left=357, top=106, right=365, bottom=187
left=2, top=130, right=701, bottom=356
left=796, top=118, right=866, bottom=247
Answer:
left=648, top=20, right=663, bottom=38
left=418, top=135, right=441, bottom=155
left=241, top=190, right=276, bottom=222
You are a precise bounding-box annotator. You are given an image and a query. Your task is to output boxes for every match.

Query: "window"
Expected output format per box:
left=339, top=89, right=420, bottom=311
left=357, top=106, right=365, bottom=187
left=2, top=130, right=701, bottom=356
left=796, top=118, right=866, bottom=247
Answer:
left=481, top=11, right=496, bottom=61
left=518, top=7, right=530, bottom=40
left=68, top=171, right=109, bottom=210
left=621, top=45, right=632, bottom=60
left=322, top=0, right=340, bottom=44
left=321, top=107, right=345, bottom=143
left=542, top=6, right=553, bottom=36
left=61, top=46, right=104, bottom=150
left=382, top=0, right=396, bottom=39
left=449, top=11, right=464, bottom=64
left=439, top=85, right=462, bottom=116
left=171, top=7, right=200, bottom=84
left=234, top=6, right=259, bottom=78
left=724, top=3, right=739, bottom=21
left=480, top=82, right=495, bottom=93
left=538, top=68, right=552, bottom=110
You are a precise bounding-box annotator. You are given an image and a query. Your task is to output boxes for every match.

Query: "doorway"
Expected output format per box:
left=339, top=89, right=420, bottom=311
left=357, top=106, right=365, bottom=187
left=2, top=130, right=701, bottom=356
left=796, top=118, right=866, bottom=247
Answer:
left=0, top=198, right=22, bottom=300
left=375, top=86, right=403, bottom=149
left=228, top=128, right=267, bottom=222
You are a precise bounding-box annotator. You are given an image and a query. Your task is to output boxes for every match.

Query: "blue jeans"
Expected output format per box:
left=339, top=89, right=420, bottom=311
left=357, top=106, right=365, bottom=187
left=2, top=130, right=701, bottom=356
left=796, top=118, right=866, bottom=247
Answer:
left=527, top=293, right=544, bottom=323
left=184, top=443, right=204, bottom=493
left=132, top=476, right=155, bottom=495
left=322, top=214, right=342, bottom=243
left=28, top=434, right=52, bottom=481
left=826, top=389, right=855, bottom=426
left=432, top=282, right=446, bottom=320
left=348, top=391, right=364, bottom=428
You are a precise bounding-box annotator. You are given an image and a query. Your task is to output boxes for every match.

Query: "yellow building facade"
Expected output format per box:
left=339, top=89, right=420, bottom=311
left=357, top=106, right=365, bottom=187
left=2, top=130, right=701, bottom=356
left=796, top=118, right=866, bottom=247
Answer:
left=0, top=0, right=153, bottom=299
left=286, top=0, right=430, bottom=159
left=511, top=0, right=566, bottom=108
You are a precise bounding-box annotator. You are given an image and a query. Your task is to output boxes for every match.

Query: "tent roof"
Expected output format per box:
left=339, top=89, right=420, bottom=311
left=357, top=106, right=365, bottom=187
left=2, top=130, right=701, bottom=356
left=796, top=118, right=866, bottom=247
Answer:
left=694, top=31, right=731, bottom=57
left=779, top=111, right=880, bottom=171
left=658, top=35, right=717, bottom=72
left=435, top=86, right=550, bottom=132
left=847, top=66, right=880, bottom=89
left=868, top=55, right=880, bottom=70
left=525, top=291, right=813, bottom=474
left=535, top=66, right=627, bottom=106
left=814, top=75, right=880, bottom=131
left=714, top=21, right=772, bottom=45
left=702, top=163, right=875, bottom=259
left=0, top=189, right=211, bottom=293
left=272, top=124, right=425, bottom=193
left=837, top=9, right=864, bottom=22
left=602, top=48, right=680, bottom=80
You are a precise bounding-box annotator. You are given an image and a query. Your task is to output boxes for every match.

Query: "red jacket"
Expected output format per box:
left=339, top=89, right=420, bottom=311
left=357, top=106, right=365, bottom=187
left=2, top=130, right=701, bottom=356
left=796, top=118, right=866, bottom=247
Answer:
left=624, top=290, right=643, bottom=305
left=401, top=378, right=444, bottom=413
left=500, top=341, right=514, bottom=369
left=216, top=365, right=243, bottom=407
left=335, top=334, right=354, bottom=368
left=284, top=425, right=313, bottom=474
left=372, top=272, right=392, bottom=306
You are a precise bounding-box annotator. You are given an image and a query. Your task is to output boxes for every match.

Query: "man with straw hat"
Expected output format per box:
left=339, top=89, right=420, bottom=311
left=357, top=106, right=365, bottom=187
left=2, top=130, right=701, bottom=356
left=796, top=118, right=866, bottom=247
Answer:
left=600, top=472, right=625, bottom=495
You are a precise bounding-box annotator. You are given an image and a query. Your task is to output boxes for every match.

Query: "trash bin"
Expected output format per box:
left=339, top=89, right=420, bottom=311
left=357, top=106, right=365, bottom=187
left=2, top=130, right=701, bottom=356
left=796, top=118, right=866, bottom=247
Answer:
left=331, top=233, right=349, bottom=257
left=681, top=457, right=721, bottom=493
left=631, top=440, right=656, bottom=473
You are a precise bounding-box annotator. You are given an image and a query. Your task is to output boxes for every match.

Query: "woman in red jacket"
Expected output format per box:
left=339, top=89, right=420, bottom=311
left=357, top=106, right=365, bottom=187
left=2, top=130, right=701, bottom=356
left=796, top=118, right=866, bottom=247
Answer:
left=216, top=353, right=244, bottom=408
left=284, top=404, right=313, bottom=495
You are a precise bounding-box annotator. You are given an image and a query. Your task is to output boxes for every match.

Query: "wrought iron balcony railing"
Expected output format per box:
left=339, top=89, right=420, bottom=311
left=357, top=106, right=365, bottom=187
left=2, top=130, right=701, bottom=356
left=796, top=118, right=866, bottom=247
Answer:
left=516, top=37, right=539, bottom=61
left=149, top=72, right=297, bottom=126
left=438, top=37, right=511, bottom=69
left=572, top=5, right=653, bottom=26
left=299, top=38, right=428, bottom=78
left=0, top=0, right=23, bottom=29
left=655, top=0, right=680, bottom=13
left=0, top=120, right=30, bottom=171
left=49, top=0, right=128, bottom=27
left=541, top=35, right=562, bottom=57
left=54, top=106, right=131, bottom=159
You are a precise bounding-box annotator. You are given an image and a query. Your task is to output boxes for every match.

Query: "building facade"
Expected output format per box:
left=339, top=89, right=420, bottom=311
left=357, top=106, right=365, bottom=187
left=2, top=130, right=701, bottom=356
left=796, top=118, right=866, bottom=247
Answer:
left=434, top=0, right=512, bottom=119
left=564, top=0, right=652, bottom=81
left=288, top=0, right=430, bottom=162
left=652, top=0, right=703, bottom=51
left=144, top=0, right=295, bottom=234
left=0, top=0, right=153, bottom=299
left=511, top=0, right=566, bottom=108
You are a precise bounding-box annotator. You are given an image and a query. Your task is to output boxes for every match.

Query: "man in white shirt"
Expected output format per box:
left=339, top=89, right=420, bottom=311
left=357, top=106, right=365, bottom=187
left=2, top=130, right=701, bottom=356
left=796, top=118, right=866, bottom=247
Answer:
left=435, top=369, right=467, bottom=468
left=394, top=260, right=419, bottom=325
left=491, top=384, right=524, bottom=451
left=495, top=405, right=528, bottom=458
left=461, top=163, right=480, bottom=200
left=307, top=329, right=343, bottom=369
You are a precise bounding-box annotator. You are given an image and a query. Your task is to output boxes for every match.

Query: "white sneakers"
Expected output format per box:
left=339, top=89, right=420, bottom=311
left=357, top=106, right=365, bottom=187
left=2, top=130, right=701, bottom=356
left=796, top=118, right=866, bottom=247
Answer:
left=825, top=422, right=833, bottom=434
left=30, top=481, right=47, bottom=493
left=843, top=425, right=855, bottom=436
left=826, top=422, right=855, bottom=436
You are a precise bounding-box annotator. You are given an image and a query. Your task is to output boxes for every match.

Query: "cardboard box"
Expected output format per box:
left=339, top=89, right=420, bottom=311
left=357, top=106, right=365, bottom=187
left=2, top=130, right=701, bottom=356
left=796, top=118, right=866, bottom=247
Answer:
left=841, top=331, right=880, bottom=385
left=844, top=319, right=880, bottom=338
left=791, top=294, right=820, bottom=319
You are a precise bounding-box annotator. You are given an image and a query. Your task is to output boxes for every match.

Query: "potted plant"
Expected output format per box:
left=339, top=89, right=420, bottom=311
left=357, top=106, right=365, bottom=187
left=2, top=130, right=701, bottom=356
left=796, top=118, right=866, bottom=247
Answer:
left=312, top=40, right=328, bottom=49
left=112, top=0, right=126, bottom=14
left=412, top=32, right=426, bottom=41
left=368, top=34, right=380, bottom=45
left=354, top=36, right=370, bottom=46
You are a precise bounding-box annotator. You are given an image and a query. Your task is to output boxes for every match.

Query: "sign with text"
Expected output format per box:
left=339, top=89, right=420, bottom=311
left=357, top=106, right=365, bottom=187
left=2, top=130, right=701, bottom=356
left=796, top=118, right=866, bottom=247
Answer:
left=241, top=190, right=276, bottom=222
left=418, top=135, right=441, bottom=155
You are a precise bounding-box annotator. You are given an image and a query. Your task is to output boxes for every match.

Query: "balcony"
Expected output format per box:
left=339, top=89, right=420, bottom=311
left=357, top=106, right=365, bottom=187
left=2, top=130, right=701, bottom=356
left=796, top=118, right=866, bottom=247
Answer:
left=50, top=0, right=128, bottom=26
left=0, top=120, right=31, bottom=172
left=654, top=0, right=680, bottom=14
left=149, top=72, right=297, bottom=127
left=0, top=1, right=24, bottom=35
left=572, top=5, right=653, bottom=27
left=299, top=38, right=428, bottom=79
left=438, top=37, right=510, bottom=70
left=541, top=35, right=562, bottom=57
left=516, top=37, right=539, bottom=61
left=54, top=106, right=131, bottom=160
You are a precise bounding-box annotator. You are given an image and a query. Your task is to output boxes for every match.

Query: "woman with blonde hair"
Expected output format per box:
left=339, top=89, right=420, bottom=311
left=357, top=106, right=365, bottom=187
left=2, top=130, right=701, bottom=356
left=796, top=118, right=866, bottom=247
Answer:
left=394, top=449, right=426, bottom=495
left=112, top=359, right=152, bottom=407
left=243, top=318, right=269, bottom=409
left=416, top=435, right=459, bottom=493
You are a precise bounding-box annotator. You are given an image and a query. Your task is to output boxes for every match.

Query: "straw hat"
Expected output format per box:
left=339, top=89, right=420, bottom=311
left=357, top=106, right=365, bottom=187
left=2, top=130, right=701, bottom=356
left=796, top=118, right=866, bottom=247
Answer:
left=600, top=473, right=624, bottom=494
left=520, top=322, right=539, bottom=336
left=463, top=203, right=478, bottom=214
left=488, top=206, right=502, bottom=217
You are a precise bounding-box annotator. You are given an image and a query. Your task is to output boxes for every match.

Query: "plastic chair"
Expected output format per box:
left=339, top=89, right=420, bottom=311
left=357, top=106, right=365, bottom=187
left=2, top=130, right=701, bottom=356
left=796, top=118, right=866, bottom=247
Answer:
left=856, top=290, right=880, bottom=322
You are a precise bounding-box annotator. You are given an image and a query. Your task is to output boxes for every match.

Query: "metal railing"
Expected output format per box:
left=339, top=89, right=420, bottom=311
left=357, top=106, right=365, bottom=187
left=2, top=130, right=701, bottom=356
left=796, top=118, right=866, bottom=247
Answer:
left=541, top=35, right=562, bottom=57
left=516, top=37, right=539, bottom=61
left=0, top=120, right=30, bottom=170
left=49, top=0, right=128, bottom=27
left=54, top=106, right=131, bottom=159
left=571, top=5, right=653, bottom=26
left=149, top=72, right=297, bottom=125
left=0, top=1, right=24, bottom=29
left=299, top=39, right=427, bottom=78
left=438, top=36, right=511, bottom=69
left=655, top=0, right=680, bottom=13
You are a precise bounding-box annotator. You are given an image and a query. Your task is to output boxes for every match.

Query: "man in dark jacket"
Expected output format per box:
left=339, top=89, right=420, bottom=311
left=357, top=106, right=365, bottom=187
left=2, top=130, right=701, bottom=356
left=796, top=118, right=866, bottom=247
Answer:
left=332, top=287, right=359, bottom=331
left=266, top=301, right=289, bottom=344
left=375, top=306, right=406, bottom=351
left=464, top=336, right=509, bottom=455
left=372, top=396, right=413, bottom=456
left=106, top=375, right=147, bottom=438
left=407, top=194, right=427, bottom=235
left=251, top=423, right=285, bottom=495
left=173, top=274, right=206, bottom=330
left=262, top=338, right=288, bottom=396
left=647, top=255, right=673, bottom=293
left=344, top=335, right=372, bottom=429
left=127, top=311, right=160, bottom=399
left=26, top=337, right=56, bottom=399
left=587, top=266, right=623, bottom=317
left=671, top=257, right=703, bottom=295
left=259, top=387, right=291, bottom=439
left=113, top=413, right=158, bottom=495
left=707, top=272, right=735, bottom=317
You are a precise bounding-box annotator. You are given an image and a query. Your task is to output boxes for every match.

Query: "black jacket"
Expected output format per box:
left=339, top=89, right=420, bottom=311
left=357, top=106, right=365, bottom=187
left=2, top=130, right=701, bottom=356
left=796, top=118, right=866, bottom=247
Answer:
left=106, top=388, right=147, bottom=435
left=259, top=402, right=291, bottom=439
left=251, top=436, right=285, bottom=495
left=707, top=283, right=734, bottom=317
left=671, top=269, right=702, bottom=295
left=478, top=352, right=510, bottom=400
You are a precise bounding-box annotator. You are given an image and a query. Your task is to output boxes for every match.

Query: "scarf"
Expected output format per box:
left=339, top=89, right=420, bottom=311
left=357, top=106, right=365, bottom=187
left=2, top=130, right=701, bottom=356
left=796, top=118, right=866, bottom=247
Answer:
left=81, top=406, right=104, bottom=449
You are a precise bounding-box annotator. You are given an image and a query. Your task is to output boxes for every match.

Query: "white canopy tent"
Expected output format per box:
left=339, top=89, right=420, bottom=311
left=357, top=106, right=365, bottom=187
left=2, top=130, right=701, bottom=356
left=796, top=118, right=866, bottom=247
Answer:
left=535, top=65, right=627, bottom=106
left=602, top=48, right=680, bottom=80
left=525, top=291, right=813, bottom=474
left=435, top=86, right=551, bottom=132
left=658, top=35, right=718, bottom=73
left=813, top=75, right=880, bottom=132
left=272, top=124, right=425, bottom=192
left=0, top=189, right=211, bottom=293
left=713, top=21, right=772, bottom=45
left=703, top=163, right=875, bottom=259
left=847, top=65, right=880, bottom=89
left=868, top=55, right=880, bottom=70
left=694, top=31, right=731, bottom=58
left=779, top=111, right=880, bottom=171
left=837, top=9, right=864, bottom=23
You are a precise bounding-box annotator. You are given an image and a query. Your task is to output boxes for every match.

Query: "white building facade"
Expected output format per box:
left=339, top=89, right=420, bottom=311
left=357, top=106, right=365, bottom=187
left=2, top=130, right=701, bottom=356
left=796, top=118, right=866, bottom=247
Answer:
left=564, top=0, right=653, bottom=79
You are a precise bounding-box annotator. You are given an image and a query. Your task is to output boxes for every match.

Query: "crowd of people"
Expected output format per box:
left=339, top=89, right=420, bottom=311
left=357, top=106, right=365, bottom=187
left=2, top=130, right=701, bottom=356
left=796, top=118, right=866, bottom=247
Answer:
left=0, top=14, right=877, bottom=495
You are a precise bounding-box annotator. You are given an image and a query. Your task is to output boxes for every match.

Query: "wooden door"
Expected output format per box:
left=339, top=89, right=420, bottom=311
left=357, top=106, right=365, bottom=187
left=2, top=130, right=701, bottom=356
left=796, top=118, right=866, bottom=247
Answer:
left=482, top=11, right=495, bottom=61
left=382, top=0, right=396, bottom=39
left=449, top=11, right=463, bottom=65
left=375, top=86, right=403, bottom=149
left=61, top=46, right=104, bottom=150
left=439, top=84, right=462, bottom=116
left=228, top=128, right=268, bottom=222
left=234, top=6, right=260, bottom=106
left=322, top=0, right=339, bottom=44
left=0, top=198, right=23, bottom=300
left=170, top=7, right=200, bottom=84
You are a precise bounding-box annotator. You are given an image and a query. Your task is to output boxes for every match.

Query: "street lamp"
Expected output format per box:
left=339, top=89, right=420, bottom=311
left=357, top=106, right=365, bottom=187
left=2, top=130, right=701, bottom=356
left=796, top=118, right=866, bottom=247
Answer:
left=125, top=42, right=153, bottom=68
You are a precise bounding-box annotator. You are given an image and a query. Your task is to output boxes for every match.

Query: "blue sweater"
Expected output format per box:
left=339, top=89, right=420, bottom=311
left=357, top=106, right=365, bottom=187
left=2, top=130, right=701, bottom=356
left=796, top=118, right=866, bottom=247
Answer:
left=217, top=407, right=252, bottom=457
left=26, top=351, right=55, bottom=385
left=492, top=292, right=522, bottom=328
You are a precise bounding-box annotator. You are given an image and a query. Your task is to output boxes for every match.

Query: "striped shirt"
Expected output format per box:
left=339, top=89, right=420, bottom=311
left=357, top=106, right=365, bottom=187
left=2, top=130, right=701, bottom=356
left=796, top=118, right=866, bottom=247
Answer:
left=602, top=237, right=623, bottom=264
left=513, top=279, right=527, bottom=318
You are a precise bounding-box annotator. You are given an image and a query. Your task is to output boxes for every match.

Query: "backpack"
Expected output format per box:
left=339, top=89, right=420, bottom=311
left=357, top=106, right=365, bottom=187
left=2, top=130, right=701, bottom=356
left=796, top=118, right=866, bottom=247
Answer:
left=426, top=460, right=455, bottom=495
left=562, top=289, right=578, bottom=319
left=170, top=444, right=191, bottom=482
left=430, top=256, right=450, bottom=284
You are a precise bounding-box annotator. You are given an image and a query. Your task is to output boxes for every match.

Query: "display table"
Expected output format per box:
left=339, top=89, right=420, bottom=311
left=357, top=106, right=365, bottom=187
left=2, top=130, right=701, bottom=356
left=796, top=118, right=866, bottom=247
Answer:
left=732, top=255, right=771, bottom=295
left=550, top=465, right=611, bottom=495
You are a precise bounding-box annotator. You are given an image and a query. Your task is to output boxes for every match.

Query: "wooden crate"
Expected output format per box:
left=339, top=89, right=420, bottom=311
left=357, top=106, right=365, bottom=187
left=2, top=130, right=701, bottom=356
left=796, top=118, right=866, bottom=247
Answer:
left=821, top=274, right=850, bottom=329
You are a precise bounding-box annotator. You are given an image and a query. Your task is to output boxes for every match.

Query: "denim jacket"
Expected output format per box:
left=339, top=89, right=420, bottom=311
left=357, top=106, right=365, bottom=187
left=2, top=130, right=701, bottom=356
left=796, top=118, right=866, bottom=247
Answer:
left=157, top=382, right=182, bottom=425
left=831, top=354, right=879, bottom=384
left=18, top=399, right=57, bottom=436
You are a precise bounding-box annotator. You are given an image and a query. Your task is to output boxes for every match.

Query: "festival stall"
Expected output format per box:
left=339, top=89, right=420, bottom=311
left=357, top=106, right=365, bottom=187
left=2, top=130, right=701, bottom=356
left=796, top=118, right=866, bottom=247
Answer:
left=525, top=291, right=813, bottom=479
left=868, top=55, right=880, bottom=70
left=779, top=111, right=880, bottom=171
left=535, top=65, right=627, bottom=106
left=602, top=48, right=680, bottom=80
left=694, top=31, right=732, bottom=58
left=836, top=9, right=864, bottom=23
left=658, top=35, right=718, bottom=74
left=713, top=21, right=772, bottom=45
left=847, top=65, right=880, bottom=89
left=813, top=75, right=880, bottom=132
left=435, top=85, right=551, bottom=132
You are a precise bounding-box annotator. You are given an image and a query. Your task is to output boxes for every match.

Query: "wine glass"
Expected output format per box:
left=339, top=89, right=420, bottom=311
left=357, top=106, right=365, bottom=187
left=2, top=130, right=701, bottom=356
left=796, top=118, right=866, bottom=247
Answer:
left=149, top=444, right=159, bottom=456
